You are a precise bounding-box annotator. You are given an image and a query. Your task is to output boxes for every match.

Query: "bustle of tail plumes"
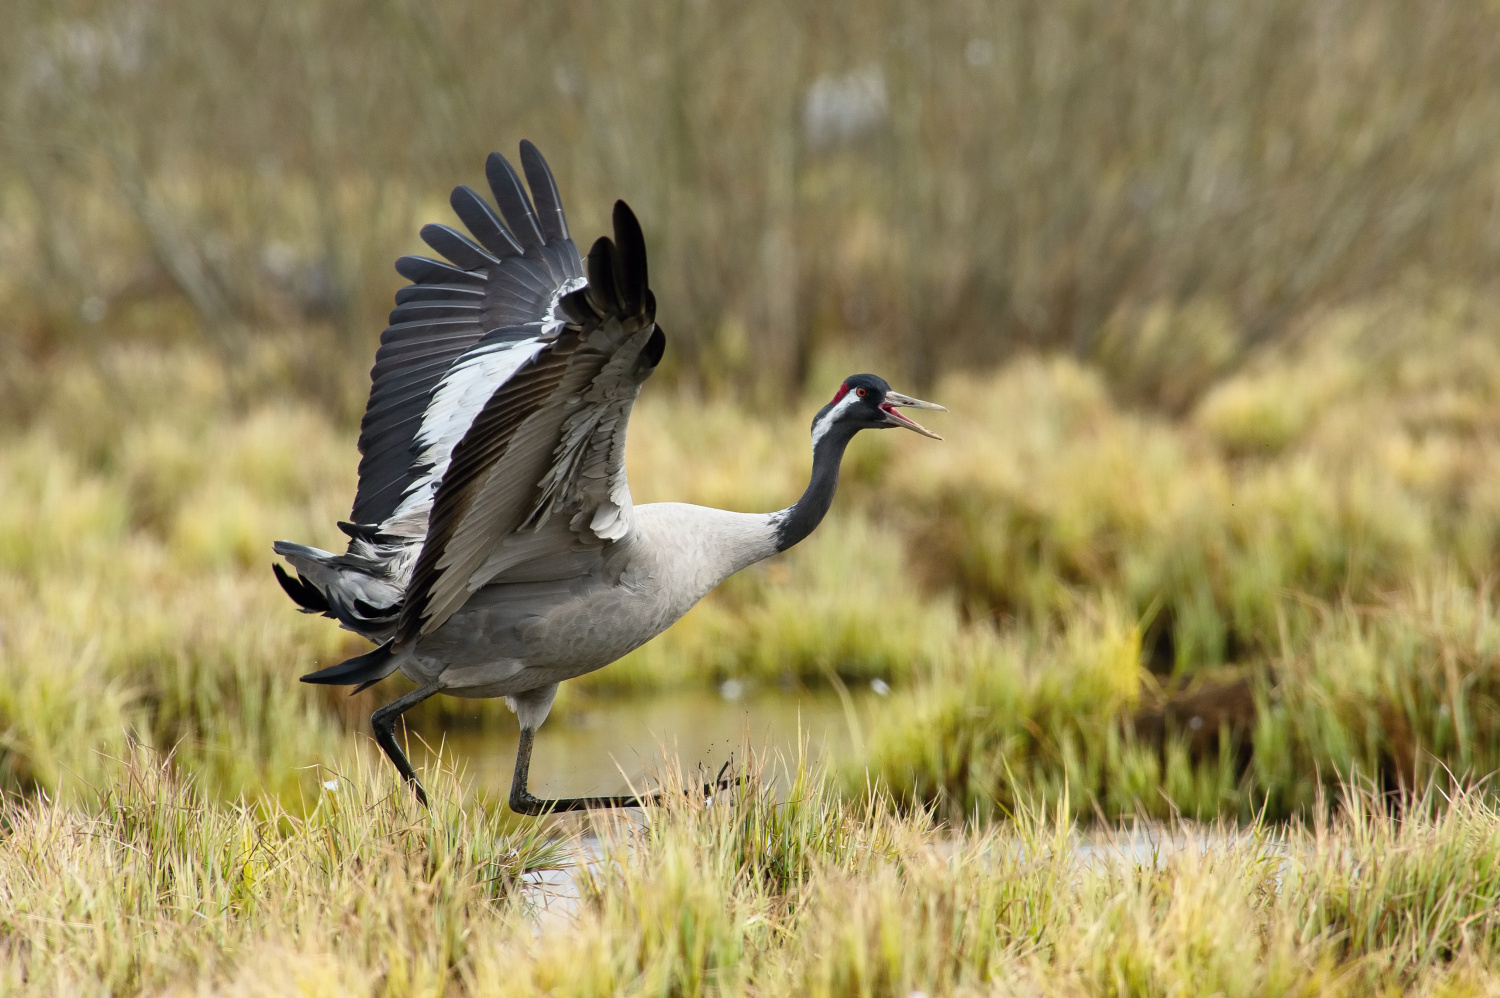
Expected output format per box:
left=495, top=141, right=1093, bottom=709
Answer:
left=273, top=521, right=416, bottom=690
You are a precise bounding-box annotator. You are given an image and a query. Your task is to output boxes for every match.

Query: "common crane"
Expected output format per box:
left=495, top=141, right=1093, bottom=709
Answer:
left=273, top=143, right=945, bottom=813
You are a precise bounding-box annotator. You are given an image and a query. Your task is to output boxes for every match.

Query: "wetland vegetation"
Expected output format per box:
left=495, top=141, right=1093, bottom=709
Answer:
left=9, top=0, right=1500, bottom=991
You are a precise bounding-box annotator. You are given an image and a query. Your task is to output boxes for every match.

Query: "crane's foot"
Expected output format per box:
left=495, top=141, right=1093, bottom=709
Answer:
left=698, top=760, right=744, bottom=802
left=508, top=789, right=651, bottom=815
left=507, top=753, right=743, bottom=816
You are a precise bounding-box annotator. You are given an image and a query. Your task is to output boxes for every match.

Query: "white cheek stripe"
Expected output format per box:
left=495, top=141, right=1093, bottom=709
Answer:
left=811, top=391, right=862, bottom=450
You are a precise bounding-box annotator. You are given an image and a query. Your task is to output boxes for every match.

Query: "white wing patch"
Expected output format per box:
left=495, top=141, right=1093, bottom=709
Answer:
left=383, top=279, right=587, bottom=537
left=383, top=336, right=548, bottom=532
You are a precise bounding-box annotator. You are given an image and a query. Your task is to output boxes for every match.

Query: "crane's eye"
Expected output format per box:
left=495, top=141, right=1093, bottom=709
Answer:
left=856, top=388, right=868, bottom=398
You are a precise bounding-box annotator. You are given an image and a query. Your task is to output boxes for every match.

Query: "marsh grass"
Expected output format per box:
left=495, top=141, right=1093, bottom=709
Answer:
left=0, top=344, right=356, bottom=798
left=7, top=294, right=1500, bottom=824
left=7, top=0, right=1500, bottom=825
left=861, top=295, right=1500, bottom=820
left=0, top=744, right=564, bottom=995
left=17, top=748, right=1500, bottom=994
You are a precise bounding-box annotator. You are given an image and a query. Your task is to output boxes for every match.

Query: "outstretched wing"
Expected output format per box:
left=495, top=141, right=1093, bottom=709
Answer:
left=391, top=201, right=666, bottom=649
left=350, top=141, right=587, bottom=533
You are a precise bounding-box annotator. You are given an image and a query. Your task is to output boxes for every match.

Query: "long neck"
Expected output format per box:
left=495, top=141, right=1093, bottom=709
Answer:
left=772, top=426, right=855, bottom=552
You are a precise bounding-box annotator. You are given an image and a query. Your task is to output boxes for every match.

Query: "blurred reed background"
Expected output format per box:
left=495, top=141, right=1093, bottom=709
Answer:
left=4, top=0, right=1500, bottom=820
left=6, top=0, right=1500, bottom=401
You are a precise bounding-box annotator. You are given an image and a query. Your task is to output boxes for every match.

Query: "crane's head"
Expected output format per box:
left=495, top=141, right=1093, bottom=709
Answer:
left=811, top=374, right=946, bottom=447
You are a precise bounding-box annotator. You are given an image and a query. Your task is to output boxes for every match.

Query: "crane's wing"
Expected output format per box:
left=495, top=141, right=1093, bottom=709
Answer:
left=350, top=141, right=587, bottom=533
left=391, top=200, right=665, bottom=649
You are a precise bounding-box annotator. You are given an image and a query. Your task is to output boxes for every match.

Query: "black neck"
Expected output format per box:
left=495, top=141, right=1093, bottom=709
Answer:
left=774, top=425, right=856, bottom=552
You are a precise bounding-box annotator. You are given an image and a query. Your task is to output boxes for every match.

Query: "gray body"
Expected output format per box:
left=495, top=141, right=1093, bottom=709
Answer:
left=398, top=504, right=775, bottom=711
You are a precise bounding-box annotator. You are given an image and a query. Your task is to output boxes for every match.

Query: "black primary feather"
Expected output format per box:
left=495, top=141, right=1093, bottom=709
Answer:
left=449, top=184, right=524, bottom=258
left=611, top=201, right=648, bottom=315
left=639, top=325, right=667, bottom=370
left=394, top=255, right=485, bottom=287
left=337, top=521, right=381, bottom=541
left=586, top=236, right=619, bottom=314
left=387, top=303, right=481, bottom=325
left=520, top=140, right=570, bottom=242
left=485, top=152, right=544, bottom=248
left=394, top=283, right=484, bottom=305
left=419, top=223, right=499, bottom=271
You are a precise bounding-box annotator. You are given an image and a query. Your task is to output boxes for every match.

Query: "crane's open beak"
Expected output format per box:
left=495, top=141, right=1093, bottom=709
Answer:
left=880, top=390, right=946, bottom=439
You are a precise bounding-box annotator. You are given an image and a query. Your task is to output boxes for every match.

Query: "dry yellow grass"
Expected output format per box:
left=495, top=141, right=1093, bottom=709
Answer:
left=11, top=748, right=1500, bottom=995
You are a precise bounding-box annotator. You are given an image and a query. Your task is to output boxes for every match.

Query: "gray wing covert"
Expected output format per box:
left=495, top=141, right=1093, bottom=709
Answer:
left=392, top=201, right=667, bottom=650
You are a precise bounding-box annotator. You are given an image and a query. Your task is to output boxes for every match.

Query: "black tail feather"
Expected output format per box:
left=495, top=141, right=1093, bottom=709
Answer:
left=273, top=562, right=331, bottom=615
left=337, top=520, right=383, bottom=542
left=301, top=642, right=400, bottom=690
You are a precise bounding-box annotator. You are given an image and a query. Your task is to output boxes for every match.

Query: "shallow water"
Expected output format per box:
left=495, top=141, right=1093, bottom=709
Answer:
left=429, top=685, right=868, bottom=799
left=417, top=685, right=1276, bottom=920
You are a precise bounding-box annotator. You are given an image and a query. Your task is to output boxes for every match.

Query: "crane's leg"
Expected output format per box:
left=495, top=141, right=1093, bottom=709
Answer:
left=507, top=723, right=664, bottom=814
left=371, top=682, right=442, bottom=807
left=506, top=685, right=741, bottom=815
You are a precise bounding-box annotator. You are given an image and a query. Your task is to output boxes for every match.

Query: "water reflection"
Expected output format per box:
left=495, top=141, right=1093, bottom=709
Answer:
left=427, top=687, right=865, bottom=799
